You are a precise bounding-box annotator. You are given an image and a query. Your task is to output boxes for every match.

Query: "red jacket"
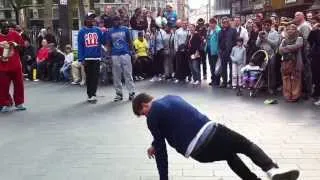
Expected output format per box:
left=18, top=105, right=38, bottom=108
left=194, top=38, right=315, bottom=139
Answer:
left=0, top=31, right=24, bottom=71
left=36, top=47, right=49, bottom=63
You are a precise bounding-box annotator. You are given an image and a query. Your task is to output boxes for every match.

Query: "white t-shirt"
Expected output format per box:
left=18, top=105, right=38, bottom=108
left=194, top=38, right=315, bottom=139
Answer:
left=65, top=53, right=74, bottom=64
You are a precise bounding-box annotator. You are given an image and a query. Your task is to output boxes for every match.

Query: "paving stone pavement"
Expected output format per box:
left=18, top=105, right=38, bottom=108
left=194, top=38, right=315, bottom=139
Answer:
left=0, top=81, right=319, bottom=180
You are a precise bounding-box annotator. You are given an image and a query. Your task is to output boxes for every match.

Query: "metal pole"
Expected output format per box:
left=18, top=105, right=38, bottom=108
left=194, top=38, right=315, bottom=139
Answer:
left=208, top=0, right=211, bottom=20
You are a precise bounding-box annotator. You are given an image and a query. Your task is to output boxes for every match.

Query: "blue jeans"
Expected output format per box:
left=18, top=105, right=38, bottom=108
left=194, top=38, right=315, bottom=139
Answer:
left=60, top=63, right=72, bottom=81
left=190, top=59, right=201, bottom=81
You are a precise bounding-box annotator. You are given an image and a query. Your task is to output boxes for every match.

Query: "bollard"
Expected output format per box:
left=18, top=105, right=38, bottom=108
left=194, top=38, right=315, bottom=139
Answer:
left=32, top=69, right=37, bottom=81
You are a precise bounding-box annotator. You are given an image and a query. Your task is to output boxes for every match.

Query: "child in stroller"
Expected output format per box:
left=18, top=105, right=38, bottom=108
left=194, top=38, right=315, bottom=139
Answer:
left=241, top=50, right=269, bottom=96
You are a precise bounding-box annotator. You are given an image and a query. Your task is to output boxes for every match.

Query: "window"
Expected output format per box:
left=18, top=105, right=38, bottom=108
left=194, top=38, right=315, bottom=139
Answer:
left=105, top=0, right=115, bottom=3
left=38, top=9, right=44, bottom=18
left=72, top=8, right=78, bottom=18
left=4, top=10, right=12, bottom=19
left=53, top=8, right=59, bottom=19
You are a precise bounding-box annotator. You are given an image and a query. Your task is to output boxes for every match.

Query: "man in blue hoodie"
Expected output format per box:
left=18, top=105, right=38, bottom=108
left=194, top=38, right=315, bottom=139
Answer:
left=132, top=93, right=300, bottom=180
left=105, top=16, right=135, bottom=102
left=78, top=12, right=104, bottom=103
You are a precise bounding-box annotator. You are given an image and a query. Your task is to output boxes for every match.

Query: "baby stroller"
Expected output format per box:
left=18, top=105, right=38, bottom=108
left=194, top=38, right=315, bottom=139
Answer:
left=241, top=49, right=270, bottom=97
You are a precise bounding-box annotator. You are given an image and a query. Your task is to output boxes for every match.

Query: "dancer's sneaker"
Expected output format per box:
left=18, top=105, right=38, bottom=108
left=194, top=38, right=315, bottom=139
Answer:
left=267, top=168, right=299, bottom=180
left=15, top=104, right=27, bottom=111
left=0, top=106, right=12, bottom=113
left=113, top=94, right=123, bottom=102
left=314, top=99, right=320, bottom=106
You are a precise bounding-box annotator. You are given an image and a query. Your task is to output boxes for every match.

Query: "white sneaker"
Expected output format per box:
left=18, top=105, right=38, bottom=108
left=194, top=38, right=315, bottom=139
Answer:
left=71, top=81, right=79, bottom=85
left=314, top=99, right=320, bottom=106
left=174, top=79, right=180, bottom=84
left=267, top=168, right=299, bottom=180
left=192, top=80, right=199, bottom=85
left=33, top=79, right=39, bottom=82
left=0, top=106, right=12, bottom=113
left=150, top=77, right=158, bottom=82
left=80, top=81, right=85, bottom=86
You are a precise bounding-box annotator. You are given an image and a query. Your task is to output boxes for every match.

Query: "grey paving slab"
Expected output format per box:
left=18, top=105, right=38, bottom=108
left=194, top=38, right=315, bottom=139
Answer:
left=0, top=81, right=319, bottom=180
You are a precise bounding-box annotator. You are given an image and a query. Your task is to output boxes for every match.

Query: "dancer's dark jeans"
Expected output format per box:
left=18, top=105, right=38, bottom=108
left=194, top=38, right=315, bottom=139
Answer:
left=84, top=60, right=100, bottom=98
left=192, top=124, right=277, bottom=180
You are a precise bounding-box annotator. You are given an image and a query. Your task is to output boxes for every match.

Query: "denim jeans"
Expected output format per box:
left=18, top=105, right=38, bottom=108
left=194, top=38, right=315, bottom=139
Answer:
left=190, top=59, right=201, bottom=81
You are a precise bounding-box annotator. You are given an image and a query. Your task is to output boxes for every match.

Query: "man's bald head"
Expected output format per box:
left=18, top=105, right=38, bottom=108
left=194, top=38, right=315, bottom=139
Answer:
left=295, top=12, right=305, bottom=24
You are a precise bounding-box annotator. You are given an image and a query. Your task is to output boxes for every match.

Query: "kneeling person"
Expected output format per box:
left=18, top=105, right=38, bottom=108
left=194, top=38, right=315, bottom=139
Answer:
left=132, top=93, right=300, bottom=180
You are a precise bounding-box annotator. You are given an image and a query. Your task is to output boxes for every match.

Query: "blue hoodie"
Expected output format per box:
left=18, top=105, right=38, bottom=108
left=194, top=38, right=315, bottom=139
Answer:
left=77, top=26, right=104, bottom=62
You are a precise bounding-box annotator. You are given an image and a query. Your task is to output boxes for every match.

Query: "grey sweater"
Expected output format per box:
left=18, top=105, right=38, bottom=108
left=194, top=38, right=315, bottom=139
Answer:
left=230, top=45, right=246, bottom=64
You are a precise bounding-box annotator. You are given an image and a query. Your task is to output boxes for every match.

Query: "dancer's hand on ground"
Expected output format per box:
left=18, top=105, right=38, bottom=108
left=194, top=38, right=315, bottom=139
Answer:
left=147, top=146, right=156, bottom=159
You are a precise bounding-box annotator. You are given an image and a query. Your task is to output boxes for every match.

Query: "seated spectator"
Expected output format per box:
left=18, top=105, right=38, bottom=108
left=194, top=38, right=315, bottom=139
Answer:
left=71, top=60, right=86, bottom=85
left=36, top=39, right=49, bottom=80
left=60, top=45, right=74, bottom=81
left=47, top=44, right=65, bottom=81
left=133, top=31, right=149, bottom=80
left=22, top=38, right=36, bottom=80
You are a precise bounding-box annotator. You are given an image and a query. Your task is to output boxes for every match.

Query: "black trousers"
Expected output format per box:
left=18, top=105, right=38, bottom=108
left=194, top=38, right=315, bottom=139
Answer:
left=200, top=50, right=207, bottom=77
left=84, top=60, right=100, bottom=98
left=311, top=55, right=320, bottom=97
left=208, top=55, right=220, bottom=85
left=175, top=51, right=190, bottom=81
left=192, top=124, right=277, bottom=180
left=152, top=50, right=164, bottom=77
left=221, top=56, right=232, bottom=85
left=134, top=56, right=150, bottom=77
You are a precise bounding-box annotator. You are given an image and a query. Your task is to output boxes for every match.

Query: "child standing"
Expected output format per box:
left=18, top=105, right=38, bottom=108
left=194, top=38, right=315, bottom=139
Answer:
left=133, top=31, right=149, bottom=80
left=230, top=38, right=246, bottom=88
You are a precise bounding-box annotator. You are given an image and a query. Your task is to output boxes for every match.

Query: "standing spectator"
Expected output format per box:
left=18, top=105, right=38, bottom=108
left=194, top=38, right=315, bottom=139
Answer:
left=78, top=13, right=103, bottom=103
left=101, top=7, right=114, bottom=28
left=98, top=20, right=107, bottom=33
left=256, top=19, right=280, bottom=94
left=206, top=18, right=221, bottom=86
left=247, top=22, right=261, bottom=64
left=45, top=27, right=57, bottom=46
left=105, top=16, right=135, bottom=102
left=150, top=26, right=167, bottom=82
left=36, top=39, right=49, bottom=80
left=308, top=16, right=320, bottom=106
left=118, top=8, right=130, bottom=27
left=22, top=38, right=36, bottom=80
left=0, top=20, right=26, bottom=112
left=219, top=17, right=237, bottom=88
left=306, top=12, right=313, bottom=24
left=146, top=10, right=155, bottom=32
left=174, top=20, right=190, bottom=83
left=60, top=45, right=74, bottom=81
left=255, top=13, right=264, bottom=23
left=295, top=11, right=313, bottom=100
left=133, top=31, right=149, bottom=80
left=230, top=38, right=246, bottom=88
left=164, top=26, right=175, bottom=80
left=188, top=24, right=202, bottom=85
left=234, top=16, right=249, bottom=46
left=196, top=18, right=208, bottom=80
left=279, top=24, right=303, bottom=102
left=47, top=43, right=65, bottom=82
left=130, top=8, right=148, bottom=40
left=163, top=4, right=177, bottom=28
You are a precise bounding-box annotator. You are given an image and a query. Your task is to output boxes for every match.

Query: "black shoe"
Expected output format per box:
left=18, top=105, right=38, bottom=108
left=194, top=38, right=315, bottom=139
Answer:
left=129, top=92, right=135, bottom=101
left=114, top=94, right=123, bottom=102
left=209, top=82, right=213, bottom=86
left=219, top=84, right=227, bottom=88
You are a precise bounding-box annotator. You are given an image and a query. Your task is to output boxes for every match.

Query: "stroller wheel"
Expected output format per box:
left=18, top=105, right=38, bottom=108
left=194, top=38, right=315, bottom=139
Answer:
left=250, top=91, right=256, bottom=97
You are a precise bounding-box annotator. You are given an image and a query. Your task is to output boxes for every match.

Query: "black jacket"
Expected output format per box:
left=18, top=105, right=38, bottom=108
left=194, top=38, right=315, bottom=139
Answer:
left=22, top=45, right=36, bottom=65
left=218, top=27, right=237, bottom=58
left=48, top=51, right=65, bottom=65
left=188, top=33, right=202, bottom=55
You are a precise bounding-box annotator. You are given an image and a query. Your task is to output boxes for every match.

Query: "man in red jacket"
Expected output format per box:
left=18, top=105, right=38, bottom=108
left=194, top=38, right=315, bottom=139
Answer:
left=0, top=20, right=26, bottom=113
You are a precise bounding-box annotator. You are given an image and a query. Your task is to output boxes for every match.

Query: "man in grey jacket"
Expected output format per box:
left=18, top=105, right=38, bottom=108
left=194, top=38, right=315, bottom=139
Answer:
left=256, top=19, right=280, bottom=94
